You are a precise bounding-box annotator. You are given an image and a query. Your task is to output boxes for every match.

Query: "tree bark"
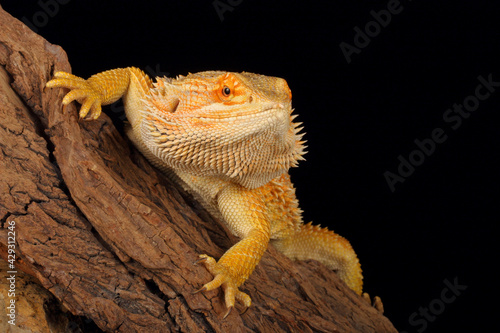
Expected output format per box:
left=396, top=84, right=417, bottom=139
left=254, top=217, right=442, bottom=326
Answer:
left=0, top=6, right=397, bottom=333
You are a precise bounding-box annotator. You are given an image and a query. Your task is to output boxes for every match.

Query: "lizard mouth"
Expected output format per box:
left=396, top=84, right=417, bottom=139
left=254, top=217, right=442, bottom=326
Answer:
left=195, top=103, right=289, bottom=120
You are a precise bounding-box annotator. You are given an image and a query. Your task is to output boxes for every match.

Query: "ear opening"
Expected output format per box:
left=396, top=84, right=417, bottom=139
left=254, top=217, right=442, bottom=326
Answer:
left=170, top=97, right=180, bottom=113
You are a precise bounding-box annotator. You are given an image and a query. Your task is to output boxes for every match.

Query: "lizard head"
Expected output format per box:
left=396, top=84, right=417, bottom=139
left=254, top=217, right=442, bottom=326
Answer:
left=142, top=71, right=306, bottom=189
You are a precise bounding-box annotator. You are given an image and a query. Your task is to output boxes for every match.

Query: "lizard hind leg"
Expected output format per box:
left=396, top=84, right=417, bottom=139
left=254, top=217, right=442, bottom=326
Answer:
left=272, top=222, right=363, bottom=295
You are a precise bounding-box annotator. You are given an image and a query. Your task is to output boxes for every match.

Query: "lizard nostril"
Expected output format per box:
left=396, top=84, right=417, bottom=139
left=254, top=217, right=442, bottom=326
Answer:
left=248, top=96, right=253, bottom=103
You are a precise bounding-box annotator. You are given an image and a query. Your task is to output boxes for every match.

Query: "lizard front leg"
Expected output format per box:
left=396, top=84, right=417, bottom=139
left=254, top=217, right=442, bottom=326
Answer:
left=196, top=184, right=271, bottom=318
left=46, top=67, right=152, bottom=121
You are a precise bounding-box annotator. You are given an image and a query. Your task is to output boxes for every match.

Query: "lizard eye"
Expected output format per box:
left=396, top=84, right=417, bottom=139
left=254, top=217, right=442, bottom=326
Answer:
left=222, top=86, right=231, bottom=97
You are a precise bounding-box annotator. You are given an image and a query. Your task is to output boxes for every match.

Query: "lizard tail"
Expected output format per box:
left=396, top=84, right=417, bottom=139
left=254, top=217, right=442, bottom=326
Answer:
left=272, top=222, right=363, bottom=295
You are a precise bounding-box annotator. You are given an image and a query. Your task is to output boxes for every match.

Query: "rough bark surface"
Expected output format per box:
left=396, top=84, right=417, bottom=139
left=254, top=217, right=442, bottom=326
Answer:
left=0, top=6, right=397, bottom=333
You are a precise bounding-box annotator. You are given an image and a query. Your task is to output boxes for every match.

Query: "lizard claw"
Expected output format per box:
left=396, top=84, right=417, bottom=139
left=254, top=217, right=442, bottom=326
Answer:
left=195, top=254, right=252, bottom=318
left=223, top=306, right=233, bottom=319
left=239, top=305, right=249, bottom=316
left=193, top=256, right=208, bottom=265
left=191, top=286, right=206, bottom=295
left=46, top=71, right=104, bottom=120
left=221, top=294, right=249, bottom=318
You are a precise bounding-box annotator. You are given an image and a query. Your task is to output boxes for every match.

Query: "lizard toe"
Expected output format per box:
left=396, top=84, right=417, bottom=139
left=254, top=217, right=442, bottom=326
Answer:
left=362, top=292, right=384, bottom=313
left=46, top=72, right=104, bottom=120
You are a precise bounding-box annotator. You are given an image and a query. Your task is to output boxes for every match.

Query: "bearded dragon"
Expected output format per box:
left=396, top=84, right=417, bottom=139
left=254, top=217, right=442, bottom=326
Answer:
left=46, top=67, right=381, bottom=317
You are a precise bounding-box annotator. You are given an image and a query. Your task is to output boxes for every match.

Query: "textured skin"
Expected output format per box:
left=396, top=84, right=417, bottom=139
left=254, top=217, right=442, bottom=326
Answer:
left=46, top=67, right=371, bottom=315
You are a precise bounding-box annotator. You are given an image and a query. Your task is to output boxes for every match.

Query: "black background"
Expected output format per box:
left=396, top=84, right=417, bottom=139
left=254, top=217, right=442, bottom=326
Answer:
left=2, top=1, right=498, bottom=332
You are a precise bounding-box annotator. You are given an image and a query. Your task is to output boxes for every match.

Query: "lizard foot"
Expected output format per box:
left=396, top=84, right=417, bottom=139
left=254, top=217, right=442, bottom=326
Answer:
left=362, top=292, right=384, bottom=313
left=46, top=71, right=103, bottom=120
left=194, top=254, right=251, bottom=318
